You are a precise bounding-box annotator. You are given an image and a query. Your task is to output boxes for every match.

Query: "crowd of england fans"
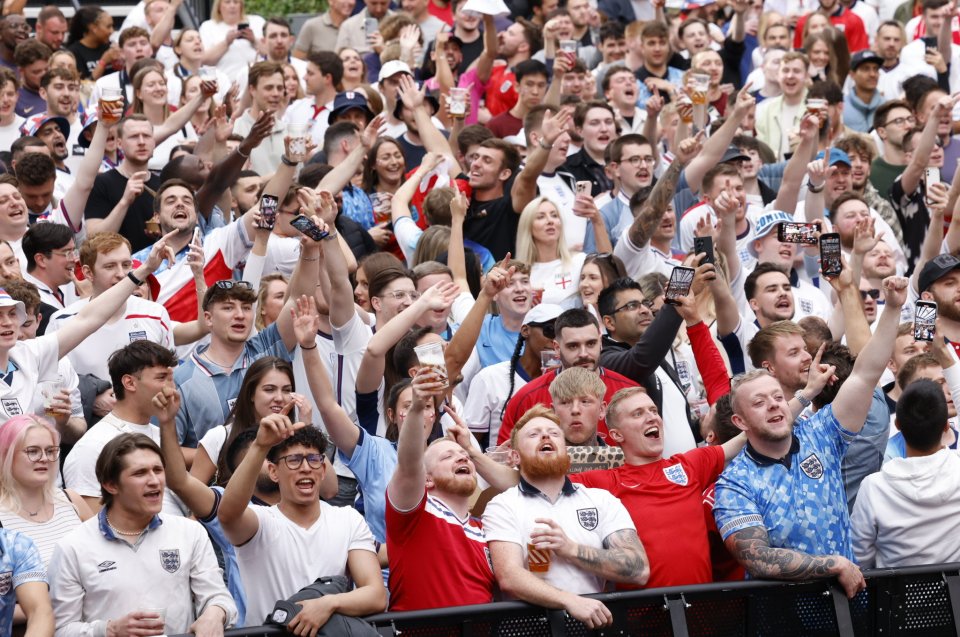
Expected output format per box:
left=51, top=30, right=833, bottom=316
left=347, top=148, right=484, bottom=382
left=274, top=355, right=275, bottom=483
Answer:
left=0, top=0, right=960, bottom=633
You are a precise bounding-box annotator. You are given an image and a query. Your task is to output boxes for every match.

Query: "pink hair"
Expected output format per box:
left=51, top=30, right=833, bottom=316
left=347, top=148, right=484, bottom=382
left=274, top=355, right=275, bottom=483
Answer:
left=0, top=415, right=61, bottom=513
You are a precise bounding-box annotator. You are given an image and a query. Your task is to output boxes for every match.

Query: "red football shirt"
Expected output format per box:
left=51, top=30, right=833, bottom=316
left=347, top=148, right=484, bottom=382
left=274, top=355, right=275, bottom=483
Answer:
left=702, top=482, right=746, bottom=582
left=484, top=65, right=518, bottom=119
left=386, top=489, right=495, bottom=611
left=793, top=10, right=868, bottom=52
left=497, top=367, right=639, bottom=446
left=570, top=446, right=725, bottom=589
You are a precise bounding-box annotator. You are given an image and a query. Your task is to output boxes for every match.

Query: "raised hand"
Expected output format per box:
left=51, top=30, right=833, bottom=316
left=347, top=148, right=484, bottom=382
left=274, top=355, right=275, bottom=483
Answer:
left=419, top=280, right=461, bottom=310
left=882, top=276, right=909, bottom=309
left=803, top=343, right=838, bottom=399
left=398, top=73, right=425, bottom=110
left=256, top=404, right=304, bottom=448
left=151, top=383, right=182, bottom=424
left=674, top=130, right=705, bottom=165
left=144, top=230, right=179, bottom=273
left=361, top=113, right=385, bottom=150
left=482, top=253, right=516, bottom=298
left=450, top=188, right=468, bottom=222
left=541, top=106, right=572, bottom=146
left=852, top=217, right=878, bottom=256
left=291, top=294, right=321, bottom=348
left=806, top=147, right=835, bottom=189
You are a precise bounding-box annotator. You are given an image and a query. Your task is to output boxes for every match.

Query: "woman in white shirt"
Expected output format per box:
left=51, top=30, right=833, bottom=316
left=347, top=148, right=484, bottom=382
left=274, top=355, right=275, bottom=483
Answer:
left=130, top=67, right=211, bottom=171
left=198, top=0, right=264, bottom=84
left=516, top=196, right=591, bottom=308
left=0, top=69, right=24, bottom=153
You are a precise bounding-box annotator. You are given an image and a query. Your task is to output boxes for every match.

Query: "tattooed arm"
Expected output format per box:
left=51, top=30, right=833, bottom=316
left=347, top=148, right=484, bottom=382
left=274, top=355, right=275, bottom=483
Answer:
left=627, top=158, right=685, bottom=248
left=531, top=520, right=650, bottom=585
left=724, top=526, right=866, bottom=598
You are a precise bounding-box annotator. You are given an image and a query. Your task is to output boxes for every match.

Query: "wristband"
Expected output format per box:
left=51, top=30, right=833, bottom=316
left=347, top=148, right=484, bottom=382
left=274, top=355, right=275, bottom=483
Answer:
left=236, top=146, right=250, bottom=159
left=538, top=138, right=554, bottom=150
left=322, top=230, right=338, bottom=241
left=806, top=180, right=825, bottom=194
left=280, top=154, right=297, bottom=167
left=300, top=343, right=317, bottom=350
left=127, top=271, right=144, bottom=287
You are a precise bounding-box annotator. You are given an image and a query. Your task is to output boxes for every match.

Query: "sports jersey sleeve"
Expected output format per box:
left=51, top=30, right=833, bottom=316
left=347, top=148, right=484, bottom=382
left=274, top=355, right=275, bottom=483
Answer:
left=568, top=469, right=616, bottom=491
left=10, top=532, right=45, bottom=588
left=247, top=322, right=294, bottom=361
left=332, top=311, right=372, bottom=356
left=713, top=468, right=765, bottom=541
left=811, top=403, right=858, bottom=457
left=49, top=535, right=99, bottom=636
left=21, top=333, right=60, bottom=381
left=207, top=220, right=254, bottom=270
left=394, top=216, right=423, bottom=265
left=187, top=521, right=239, bottom=625
left=385, top=487, right=427, bottom=541
left=62, top=442, right=102, bottom=497
left=460, top=367, right=498, bottom=435
left=480, top=491, right=524, bottom=546
left=684, top=445, right=726, bottom=487
left=198, top=425, right=228, bottom=460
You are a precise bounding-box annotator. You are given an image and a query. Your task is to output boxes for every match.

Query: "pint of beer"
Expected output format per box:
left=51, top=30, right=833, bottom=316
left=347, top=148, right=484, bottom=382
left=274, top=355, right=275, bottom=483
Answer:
left=527, top=544, right=552, bottom=573
left=689, top=73, right=710, bottom=106
left=100, top=87, right=123, bottom=124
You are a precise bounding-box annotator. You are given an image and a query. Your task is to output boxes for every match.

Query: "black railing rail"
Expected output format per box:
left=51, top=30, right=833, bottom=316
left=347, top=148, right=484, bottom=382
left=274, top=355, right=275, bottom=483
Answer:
left=170, top=562, right=960, bottom=637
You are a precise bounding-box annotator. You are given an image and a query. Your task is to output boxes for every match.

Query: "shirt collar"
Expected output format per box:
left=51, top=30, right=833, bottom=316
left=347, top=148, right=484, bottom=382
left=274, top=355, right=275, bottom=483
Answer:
left=744, top=435, right=801, bottom=469
left=97, top=507, right=163, bottom=542
left=517, top=474, right=577, bottom=497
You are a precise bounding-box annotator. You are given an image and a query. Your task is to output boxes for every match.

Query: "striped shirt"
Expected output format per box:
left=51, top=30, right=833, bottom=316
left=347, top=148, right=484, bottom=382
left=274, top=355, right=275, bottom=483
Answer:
left=0, top=493, right=81, bottom=567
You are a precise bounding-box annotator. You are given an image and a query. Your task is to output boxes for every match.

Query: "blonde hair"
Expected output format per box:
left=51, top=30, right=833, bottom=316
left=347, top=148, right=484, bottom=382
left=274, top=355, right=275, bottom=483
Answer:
left=606, top=386, right=648, bottom=430
left=211, top=0, right=247, bottom=23
left=0, top=416, right=61, bottom=514
left=515, top=196, right=572, bottom=267
left=549, top=367, right=606, bottom=403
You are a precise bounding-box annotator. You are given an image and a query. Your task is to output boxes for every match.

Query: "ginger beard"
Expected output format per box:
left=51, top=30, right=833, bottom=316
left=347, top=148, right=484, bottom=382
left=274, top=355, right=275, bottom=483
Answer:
left=431, top=472, right=478, bottom=496
left=519, top=447, right=572, bottom=479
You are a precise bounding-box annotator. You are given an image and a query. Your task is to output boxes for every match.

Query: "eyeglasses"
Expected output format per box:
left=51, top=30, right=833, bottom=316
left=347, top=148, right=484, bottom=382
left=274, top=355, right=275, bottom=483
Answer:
left=381, top=290, right=421, bottom=301
left=530, top=321, right=556, bottom=339
left=612, top=299, right=655, bottom=314
left=22, top=446, right=60, bottom=462
left=860, top=289, right=880, bottom=300
left=276, top=453, right=325, bottom=470
left=881, top=116, right=916, bottom=128
left=48, top=248, right=78, bottom=259
left=213, top=280, right=253, bottom=291
left=621, top=155, right=657, bottom=166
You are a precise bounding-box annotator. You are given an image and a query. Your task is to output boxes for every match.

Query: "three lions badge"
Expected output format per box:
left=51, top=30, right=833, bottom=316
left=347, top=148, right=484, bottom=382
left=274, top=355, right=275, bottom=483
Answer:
left=160, top=549, right=181, bottom=573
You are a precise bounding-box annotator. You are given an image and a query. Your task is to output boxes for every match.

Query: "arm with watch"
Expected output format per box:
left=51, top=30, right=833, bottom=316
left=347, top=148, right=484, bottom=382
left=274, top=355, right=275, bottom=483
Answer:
left=510, top=107, right=569, bottom=213
left=804, top=149, right=831, bottom=227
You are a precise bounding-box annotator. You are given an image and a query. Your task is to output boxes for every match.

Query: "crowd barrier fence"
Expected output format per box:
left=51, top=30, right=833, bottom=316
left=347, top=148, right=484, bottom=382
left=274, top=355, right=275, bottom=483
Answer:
left=168, top=562, right=960, bottom=636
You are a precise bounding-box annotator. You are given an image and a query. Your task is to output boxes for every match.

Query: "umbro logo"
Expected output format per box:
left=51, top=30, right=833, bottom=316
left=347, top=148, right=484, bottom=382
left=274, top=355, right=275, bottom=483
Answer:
left=97, top=561, right=117, bottom=573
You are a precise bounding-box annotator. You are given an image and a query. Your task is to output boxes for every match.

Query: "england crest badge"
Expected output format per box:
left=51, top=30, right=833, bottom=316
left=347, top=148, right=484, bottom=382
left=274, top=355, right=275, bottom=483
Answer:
left=160, top=549, right=181, bottom=573
left=800, top=453, right=824, bottom=479
left=577, top=508, right=599, bottom=531
left=663, top=463, right=689, bottom=486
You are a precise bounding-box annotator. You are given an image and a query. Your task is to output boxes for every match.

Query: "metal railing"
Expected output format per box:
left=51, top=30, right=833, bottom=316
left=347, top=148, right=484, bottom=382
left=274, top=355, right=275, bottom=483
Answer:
left=171, top=563, right=960, bottom=636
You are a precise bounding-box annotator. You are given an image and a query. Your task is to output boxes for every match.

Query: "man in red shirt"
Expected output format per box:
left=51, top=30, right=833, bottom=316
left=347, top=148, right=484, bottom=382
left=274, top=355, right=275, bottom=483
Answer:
left=571, top=387, right=746, bottom=588
left=793, top=0, right=869, bottom=52
left=386, top=369, right=495, bottom=611
left=498, top=308, right=639, bottom=446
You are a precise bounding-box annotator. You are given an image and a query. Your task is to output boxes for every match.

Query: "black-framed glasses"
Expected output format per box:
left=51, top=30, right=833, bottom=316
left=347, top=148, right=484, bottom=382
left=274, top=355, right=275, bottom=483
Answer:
left=22, top=446, right=60, bottom=462
left=530, top=321, right=556, bottom=339
left=612, top=299, right=655, bottom=314
left=860, top=289, right=880, bottom=300
left=276, top=453, right=325, bottom=470
left=881, top=116, right=916, bottom=128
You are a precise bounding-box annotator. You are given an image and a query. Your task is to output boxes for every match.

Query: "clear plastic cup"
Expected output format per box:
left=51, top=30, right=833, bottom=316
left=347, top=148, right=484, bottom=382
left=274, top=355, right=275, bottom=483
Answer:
left=689, top=73, right=710, bottom=105
left=139, top=608, right=166, bottom=631
left=559, top=39, right=578, bottom=54
left=485, top=444, right=513, bottom=465
left=287, top=122, right=310, bottom=158
left=414, top=342, right=449, bottom=388
left=540, top=349, right=561, bottom=373
left=99, top=87, right=124, bottom=124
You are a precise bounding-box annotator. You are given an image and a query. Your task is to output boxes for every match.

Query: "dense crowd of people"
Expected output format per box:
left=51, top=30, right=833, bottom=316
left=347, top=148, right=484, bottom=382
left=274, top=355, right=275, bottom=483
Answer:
left=0, top=0, right=957, bottom=633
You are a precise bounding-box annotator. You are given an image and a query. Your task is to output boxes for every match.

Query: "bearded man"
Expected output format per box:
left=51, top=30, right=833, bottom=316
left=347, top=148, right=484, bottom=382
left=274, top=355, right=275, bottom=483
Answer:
left=482, top=405, right=649, bottom=631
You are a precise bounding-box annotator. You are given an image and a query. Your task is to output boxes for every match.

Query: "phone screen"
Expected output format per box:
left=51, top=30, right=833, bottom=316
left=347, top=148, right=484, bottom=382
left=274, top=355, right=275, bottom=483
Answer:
left=778, top=222, right=819, bottom=245
left=914, top=301, right=937, bottom=342
left=820, top=233, right=842, bottom=277
left=664, top=266, right=695, bottom=305
left=258, top=195, right=279, bottom=230
left=290, top=215, right=329, bottom=241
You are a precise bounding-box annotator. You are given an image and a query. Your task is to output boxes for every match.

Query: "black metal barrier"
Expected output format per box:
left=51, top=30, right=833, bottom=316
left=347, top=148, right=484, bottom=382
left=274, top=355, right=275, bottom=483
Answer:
left=176, top=563, right=960, bottom=637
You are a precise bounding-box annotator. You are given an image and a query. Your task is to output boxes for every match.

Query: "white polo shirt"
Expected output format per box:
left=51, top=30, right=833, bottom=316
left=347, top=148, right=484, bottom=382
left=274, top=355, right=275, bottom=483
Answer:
left=0, top=334, right=60, bottom=421
left=482, top=476, right=637, bottom=595
left=47, top=296, right=174, bottom=381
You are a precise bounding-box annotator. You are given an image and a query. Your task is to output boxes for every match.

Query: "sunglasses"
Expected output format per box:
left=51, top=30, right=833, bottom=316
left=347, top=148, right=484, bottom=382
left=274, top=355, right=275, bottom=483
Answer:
left=859, top=289, right=880, bottom=300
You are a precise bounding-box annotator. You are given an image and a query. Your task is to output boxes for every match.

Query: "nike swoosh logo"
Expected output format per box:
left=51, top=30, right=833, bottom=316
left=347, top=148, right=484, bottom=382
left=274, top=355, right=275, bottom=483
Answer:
left=22, top=106, right=33, bottom=113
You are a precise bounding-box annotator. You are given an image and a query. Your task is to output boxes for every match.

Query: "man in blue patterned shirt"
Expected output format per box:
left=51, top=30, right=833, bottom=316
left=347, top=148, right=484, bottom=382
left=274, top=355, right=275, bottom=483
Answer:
left=0, top=528, right=52, bottom=636
left=714, top=275, right=909, bottom=598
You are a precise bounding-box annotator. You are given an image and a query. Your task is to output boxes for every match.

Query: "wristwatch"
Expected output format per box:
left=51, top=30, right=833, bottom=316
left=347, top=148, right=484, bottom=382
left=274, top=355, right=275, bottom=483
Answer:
left=793, top=390, right=812, bottom=409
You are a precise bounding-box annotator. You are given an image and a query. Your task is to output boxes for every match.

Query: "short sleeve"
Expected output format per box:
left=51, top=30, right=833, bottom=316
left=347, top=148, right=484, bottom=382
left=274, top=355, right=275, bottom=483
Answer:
left=480, top=493, right=523, bottom=546
left=393, top=216, right=423, bottom=265
left=11, top=533, right=45, bottom=588
left=343, top=507, right=377, bottom=554
left=332, top=311, right=372, bottom=355
left=684, top=446, right=726, bottom=487
left=713, top=470, right=765, bottom=541
left=385, top=486, right=427, bottom=541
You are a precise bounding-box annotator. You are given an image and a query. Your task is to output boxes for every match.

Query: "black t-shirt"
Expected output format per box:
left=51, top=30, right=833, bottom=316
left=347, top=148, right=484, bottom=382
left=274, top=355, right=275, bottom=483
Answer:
left=66, top=41, right=111, bottom=80
left=464, top=191, right=518, bottom=262
left=397, top=134, right=427, bottom=171
left=84, top=169, right=162, bottom=253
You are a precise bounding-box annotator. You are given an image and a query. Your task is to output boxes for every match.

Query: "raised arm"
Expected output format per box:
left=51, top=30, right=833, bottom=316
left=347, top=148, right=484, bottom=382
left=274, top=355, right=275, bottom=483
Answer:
left=727, top=0, right=748, bottom=42
left=355, top=281, right=459, bottom=393
left=826, top=256, right=872, bottom=355
left=318, top=114, right=382, bottom=195
left=444, top=260, right=512, bottom=384
left=320, top=193, right=359, bottom=329
left=397, top=76, right=459, bottom=166
left=150, top=0, right=182, bottom=51
left=391, top=152, right=444, bottom=227
left=832, top=276, right=908, bottom=433
left=475, top=14, right=498, bottom=85
left=804, top=149, right=832, bottom=227
left=55, top=233, right=174, bottom=358
left=448, top=189, right=471, bottom=293
left=61, top=100, right=119, bottom=232
left=218, top=409, right=304, bottom=545
left=154, top=385, right=217, bottom=518
left=685, top=86, right=755, bottom=193
left=387, top=369, right=444, bottom=512
left=773, top=112, right=820, bottom=214
left=724, top=525, right=865, bottom=598
left=625, top=135, right=700, bottom=248
left=154, top=79, right=218, bottom=144
left=512, top=107, right=571, bottom=211
left=900, top=94, right=951, bottom=196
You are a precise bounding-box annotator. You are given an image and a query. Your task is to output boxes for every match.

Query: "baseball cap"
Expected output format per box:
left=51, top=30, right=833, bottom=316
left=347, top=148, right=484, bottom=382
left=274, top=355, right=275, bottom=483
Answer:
left=749, top=210, right=796, bottom=257
left=523, top=303, right=563, bottom=327
left=721, top=145, right=750, bottom=163
left=919, top=253, right=960, bottom=292
left=815, top=148, right=851, bottom=167
left=0, top=289, right=27, bottom=326
left=329, top=91, right=375, bottom=123
left=19, top=113, right=70, bottom=141
left=378, top=60, right=413, bottom=83
left=850, top=50, right=883, bottom=71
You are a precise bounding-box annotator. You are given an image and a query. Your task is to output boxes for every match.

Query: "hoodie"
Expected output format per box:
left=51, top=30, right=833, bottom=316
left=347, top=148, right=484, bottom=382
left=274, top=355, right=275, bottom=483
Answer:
left=850, top=448, right=960, bottom=568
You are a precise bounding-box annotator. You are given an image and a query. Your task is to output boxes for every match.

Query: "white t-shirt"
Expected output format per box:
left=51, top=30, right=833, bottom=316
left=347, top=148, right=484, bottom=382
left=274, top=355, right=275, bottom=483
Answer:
left=237, top=502, right=376, bottom=626
left=61, top=412, right=184, bottom=515
left=48, top=296, right=173, bottom=381
left=536, top=173, right=586, bottom=251
left=530, top=253, right=587, bottom=308
left=0, top=116, right=24, bottom=153
left=198, top=16, right=266, bottom=92
left=283, top=97, right=334, bottom=148
left=262, top=234, right=301, bottom=277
